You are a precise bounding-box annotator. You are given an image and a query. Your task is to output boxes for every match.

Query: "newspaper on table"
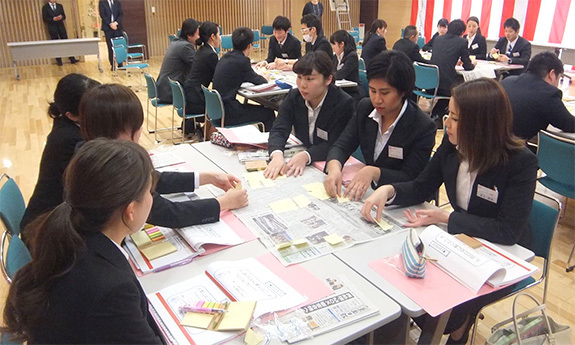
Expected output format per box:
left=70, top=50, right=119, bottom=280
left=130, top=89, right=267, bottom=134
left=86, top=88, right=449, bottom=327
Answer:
left=233, top=168, right=403, bottom=265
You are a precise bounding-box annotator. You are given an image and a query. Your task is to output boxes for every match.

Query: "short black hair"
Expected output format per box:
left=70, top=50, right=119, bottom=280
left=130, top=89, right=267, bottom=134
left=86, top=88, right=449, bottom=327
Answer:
left=403, top=25, right=418, bottom=38
left=438, top=18, right=449, bottom=27
left=448, top=19, right=466, bottom=36
left=180, top=18, right=200, bottom=40
left=526, top=51, right=564, bottom=79
left=301, top=14, right=322, bottom=36
left=272, top=16, right=291, bottom=31
left=367, top=50, right=415, bottom=101
left=232, top=27, right=254, bottom=51
left=329, top=30, right=356, bottom=55
left=503, top=17, right=520, bottom=32
left=293, top=51, right=333, bottom=80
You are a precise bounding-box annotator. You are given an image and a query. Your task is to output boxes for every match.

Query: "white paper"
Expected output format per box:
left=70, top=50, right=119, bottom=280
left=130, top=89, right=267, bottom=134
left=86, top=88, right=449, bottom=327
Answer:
left=177, top=221, right=244, bottom=252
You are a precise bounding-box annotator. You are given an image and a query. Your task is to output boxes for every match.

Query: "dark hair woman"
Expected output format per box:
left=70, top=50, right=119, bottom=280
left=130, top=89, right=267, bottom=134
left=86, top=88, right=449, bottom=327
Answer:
left=330, top=30, right=363, bottom=101
left=361, top=19, right=388, bottom=67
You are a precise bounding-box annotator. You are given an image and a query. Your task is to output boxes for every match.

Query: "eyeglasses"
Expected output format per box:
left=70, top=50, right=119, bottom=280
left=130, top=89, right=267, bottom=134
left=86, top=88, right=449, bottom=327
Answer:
left=301, top=27, right=313, bottom=33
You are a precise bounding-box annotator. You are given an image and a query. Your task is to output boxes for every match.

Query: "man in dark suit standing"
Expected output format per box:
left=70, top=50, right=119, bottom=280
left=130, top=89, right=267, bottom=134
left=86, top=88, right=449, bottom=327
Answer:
left=392, top=25, right=426, bottom=63
left=42, top=0, right=78, bottom=66
left=488, top=17, right=531, bottom=75
left=99, top=0, right=124, bottom=69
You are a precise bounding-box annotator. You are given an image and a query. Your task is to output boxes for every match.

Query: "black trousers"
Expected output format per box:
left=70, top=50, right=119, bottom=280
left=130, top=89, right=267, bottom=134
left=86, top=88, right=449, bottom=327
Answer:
left=220, top=101, right=276, bottom=132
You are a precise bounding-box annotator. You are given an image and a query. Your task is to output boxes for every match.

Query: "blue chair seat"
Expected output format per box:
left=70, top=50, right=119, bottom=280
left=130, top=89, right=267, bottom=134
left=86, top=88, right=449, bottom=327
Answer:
left=118, top=62, right=149, bottom=70
left=512, top=276, right=536, bottom=291
left=128, top=52, right=144, bottom=59
left=538, top=177, right=575, bottom=199
left=151, top=99, right=171, bottom=107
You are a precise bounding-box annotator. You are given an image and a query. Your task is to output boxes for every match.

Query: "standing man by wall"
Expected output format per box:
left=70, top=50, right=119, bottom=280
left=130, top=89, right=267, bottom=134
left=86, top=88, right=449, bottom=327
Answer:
left=42, top=0, right=78, bottom=66
left=99, top=0, right=123, bottom=70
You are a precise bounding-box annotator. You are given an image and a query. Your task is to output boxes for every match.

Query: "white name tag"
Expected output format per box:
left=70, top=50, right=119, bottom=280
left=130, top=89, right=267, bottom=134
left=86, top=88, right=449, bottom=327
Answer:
left=512, top=52, right=520, bottom=57
left=316, top=128, right=328, bottom=141
left=388, top=146, right=403, bottom=160
left=281, top=53, right=289, bottom=58
left=471, top=43, right=479, bottom=50
left=477, top=184, right=498, bottom=203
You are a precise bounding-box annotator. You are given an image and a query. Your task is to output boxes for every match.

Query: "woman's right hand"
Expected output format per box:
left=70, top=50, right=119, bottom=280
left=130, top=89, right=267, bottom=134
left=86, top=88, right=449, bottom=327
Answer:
left=264, top=153, right=287, bottom=179
left=361, top=185, right=395, bottom=223
left=217, top=189, right=248, bottom=210
left=324, top=170, right=343, bottom=197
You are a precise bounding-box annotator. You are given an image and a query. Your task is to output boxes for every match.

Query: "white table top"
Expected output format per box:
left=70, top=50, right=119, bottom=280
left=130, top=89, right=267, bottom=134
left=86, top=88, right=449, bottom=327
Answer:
left=7, top=37, right=100, bottom=46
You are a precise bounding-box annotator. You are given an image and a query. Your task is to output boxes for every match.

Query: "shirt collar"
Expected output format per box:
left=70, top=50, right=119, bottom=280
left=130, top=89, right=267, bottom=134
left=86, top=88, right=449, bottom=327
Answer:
left=508, top=37, right=518, bottom=47
left=368, top=99, right=408, bottom=132
left=278, top=35, right=288, bottom=46
left=304, top=87, right=329, bottom=112
left=208, top=43, right=217, bottom=53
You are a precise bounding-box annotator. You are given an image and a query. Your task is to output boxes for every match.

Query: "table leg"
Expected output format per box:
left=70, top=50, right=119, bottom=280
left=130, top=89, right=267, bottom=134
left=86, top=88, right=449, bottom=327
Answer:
left=417, top=309, right=451, bottom=345
left=13, top=61, right=20, bottom=80
left=369, top=313, right=410, bottom=344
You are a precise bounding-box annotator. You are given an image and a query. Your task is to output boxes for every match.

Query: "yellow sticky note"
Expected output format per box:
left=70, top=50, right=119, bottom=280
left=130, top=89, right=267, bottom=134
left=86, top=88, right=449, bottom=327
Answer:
left=293, top=238, right=308, bottom=247
left=245, top=328, right=264, bottom=345
left=269, top=198, right=298, bottom=213
left=376, top=218, right=393, bottom=231
left=324, top=234, right=344, bottom=246
left=292, top=194, right=311, bottom=207
left=143, top=223, right=155, bottom=230
left=130, top=231, right=152, bottom=248
left=217, top=301, right=257, bottom=331
left=140, top=241, right=177, bottom=260
left=275, top=242, right=292, bottom=250
left=303, top=182, right=330, bottom=200
left=261, top=179, right=275, bottom=187
left=235, top=182, right=243, bottom=190
left=180, top=312, right=214, bottom=328
left=337, top=195, right=350, bottom=203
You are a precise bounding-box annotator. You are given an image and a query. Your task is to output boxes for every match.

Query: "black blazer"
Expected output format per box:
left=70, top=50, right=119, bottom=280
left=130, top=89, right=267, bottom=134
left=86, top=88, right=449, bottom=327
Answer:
left=42, top=2, right=66, bottom=35
left=464, top=33, right=487, bottom=59
left=21, top=117, right=82, bottom=233
left=148, top=171, right=220, bottom=228
left=422, top=32, right=439, bottom=51
left=305, top=36, right=333, bottom=56
left=156, top=38, right=196, bottom=103
left=332, top=50, right=363, bottom=100
left=502, top=73, right=575, bottom=140
left=98, top=0, right=123, bottom=33
left=31, top=232, right=164, bottom=344
left=392, top=137, right=538, bottom=247
left=302, top=1, right=324, bottom=17
left=184, top=44, right=219, bottom=110
left=392, top=38, right=426, bottom=63
left=361, top=35, right=387, bottom=68
left=326, top=98, right=436, bottom=187
left=268, top=84, right=354, bottom=161
left=430, top=33, right=474, bottom=95
left=266, top=33, right=302, bottom=62
left=489, top=36, right=532, bottom=73
left=213, top=49, right=267, bottom=105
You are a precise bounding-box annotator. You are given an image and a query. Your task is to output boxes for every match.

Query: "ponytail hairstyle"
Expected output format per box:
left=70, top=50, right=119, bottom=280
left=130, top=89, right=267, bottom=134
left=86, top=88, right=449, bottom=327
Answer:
left=2, top=138, right=154, bottom=342
left=329, top=30, right=356, bottom=56
left=79, top=84, right=143, bottom=141
left=197, top=21, right=220, bottom=46
left=48, top=73, right=100, bottom=119
left=364, top=19, right=387, bottom=45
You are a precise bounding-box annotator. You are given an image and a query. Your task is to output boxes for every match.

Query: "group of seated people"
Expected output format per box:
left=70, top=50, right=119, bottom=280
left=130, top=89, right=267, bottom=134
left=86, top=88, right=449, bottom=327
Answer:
left=3, top=11, right=575, bottom=345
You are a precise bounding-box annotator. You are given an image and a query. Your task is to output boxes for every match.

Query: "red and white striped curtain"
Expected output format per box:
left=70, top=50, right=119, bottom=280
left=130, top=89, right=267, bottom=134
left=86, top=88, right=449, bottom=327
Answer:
left=410, top=0, right=575, bottom=49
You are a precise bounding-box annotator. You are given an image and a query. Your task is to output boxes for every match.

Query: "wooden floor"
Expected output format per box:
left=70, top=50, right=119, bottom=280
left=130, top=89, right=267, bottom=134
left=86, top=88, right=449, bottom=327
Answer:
left=0, top=57, right=573, bottom=344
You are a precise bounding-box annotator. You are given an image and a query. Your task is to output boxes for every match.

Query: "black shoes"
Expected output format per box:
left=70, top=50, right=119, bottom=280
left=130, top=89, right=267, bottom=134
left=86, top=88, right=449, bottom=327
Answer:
left=56, top=59, right=63, bottom=66
left=69, top=57, right=78, bottom=64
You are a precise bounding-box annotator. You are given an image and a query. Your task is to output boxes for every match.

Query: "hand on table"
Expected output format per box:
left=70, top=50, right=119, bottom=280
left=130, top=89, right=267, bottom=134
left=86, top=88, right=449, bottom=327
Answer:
left=361, top=185, right=395, bottom=223
left=344, top=166, right=380, bottom=201
left=217, top=189, right=248, bottom=210
left=285, top=152, right=309, bottom=177
left=264, top=153, right=287, bottom=179
left=201, top=172, right=240, bottom=191
left=402, top=208, right=451, bottom=227
left=324, top=163, right=343, bottom=197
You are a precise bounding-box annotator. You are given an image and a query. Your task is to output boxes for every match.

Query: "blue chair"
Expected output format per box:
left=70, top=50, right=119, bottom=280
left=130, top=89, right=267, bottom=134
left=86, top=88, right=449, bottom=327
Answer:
left=112, top=44, right=149, bottom=87
left=261, top=25, right=273, bottom=36
left=417, top=36, right=426, bottom=49
left=1, top=232, right=32, bottom=283
left=0, top=174, right=25, bottom=237
left=144, top=73, right=172, bottom=140
left=221, top=35, right=233, bottom=56
left=123, top=31, right=146, bottom=60
left=469, top=192, right=561, bottom=344
left=201, top=86, right=265, bottom=136
left=168, top=34, right=177, bottom=42
left=358, top=69, right=369, bottom=96
left=111, top=36, right=143, bottom=62
left=413, top=61, right=450, bottom=117
left=537, top=130, right=575, bottom=271
left=252, top=29, right=262, bottom=56
left=168, top=78, right=205, bottom=144
left=358, top=57, right=366, bottom=72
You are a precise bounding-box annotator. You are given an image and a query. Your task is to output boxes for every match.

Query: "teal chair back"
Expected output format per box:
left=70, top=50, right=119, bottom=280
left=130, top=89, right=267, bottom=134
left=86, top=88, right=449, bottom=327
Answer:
left=169, top=34, right=176, bottom=42
left=537, top=130, right=575, bottom=199
left=168, top=78, right=185, bottom=117
left=111, top=36, right=127, bottom=48
left=1, top=233, right=32, bottom=283
left=417, top=36, right=425, bottom=49
left=261, top=25, right=273, bottom=36
left=0, top=174, right=25, bottom=236
left=413, top=62, right=440, bottom=91
left=358, top=70, right=369, bottom=96
left=529, top=198, right=560, bottom=261
left=221, top=35, right=233, bottom=50
left=113, top=44, right=128, bottom=65
left=358, top=57, right=366, bottom=72
left=253, top=29, right=261, bottom=42
left=144, top=73, right=158, bottom=100
left=350, top=30, right=360, bottom=44
left=202, top=85, right=225, bottom=125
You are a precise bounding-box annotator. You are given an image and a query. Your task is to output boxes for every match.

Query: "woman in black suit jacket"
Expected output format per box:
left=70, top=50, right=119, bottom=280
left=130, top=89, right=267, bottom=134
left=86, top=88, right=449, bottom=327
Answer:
left=184, top=21, right=220, bottom=115
left=330, top=30, right=363, bottom=101
left=362, top=78, right=538, bottom=344
left=361, top=19, right=388, bottom=68
left=4, top=139, right=164, bottom=344
left=464, top=16, right=487, bottom=59
left=265, top=51, right=354, bottom=179
left=324, top=50, right=436, bottom=201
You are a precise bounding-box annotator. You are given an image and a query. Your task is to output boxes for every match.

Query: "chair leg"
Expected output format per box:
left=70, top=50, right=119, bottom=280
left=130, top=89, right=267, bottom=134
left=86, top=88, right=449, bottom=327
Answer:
left=147, top=101, right=153, bottom=134
left=567, top=243, right=575, bottom=272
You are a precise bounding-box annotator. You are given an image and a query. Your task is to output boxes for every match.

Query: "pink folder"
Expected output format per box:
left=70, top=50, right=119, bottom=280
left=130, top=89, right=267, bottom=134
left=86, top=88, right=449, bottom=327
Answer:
left=313, top=156, right=365, bottom=182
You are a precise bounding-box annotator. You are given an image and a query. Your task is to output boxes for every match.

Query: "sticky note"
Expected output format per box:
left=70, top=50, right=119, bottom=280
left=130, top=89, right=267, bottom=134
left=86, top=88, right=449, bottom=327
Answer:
left=337, top=195, right=350, bottom=203
left=275, top=242, right=292, bottom=250
left=293, top=238, right=308, bottom=247
left=292, top=194, right=311, bottom=207
left=140, top=241, right=177, bottom=260
left=235, top=182, right=242, bottom=190
left=269, top=198, right=298, bottom=213
left=376, top=218, right=393, bottom=231
left=131, top=231, right=152, bottom=248
left=261, top=179, right=275, bottom=187
left=303, top=182, right=330, bottom=200
left=143, top=223, right=155, bottom=230
left=245, top=328, right=264, bottom=345
left=324, top=234, right=344, bottom=246
left=245, top=160, right=267, bottom=172
left=456, top=233, right=483, bottom=249
left=181, top=312, right=214, bottom=328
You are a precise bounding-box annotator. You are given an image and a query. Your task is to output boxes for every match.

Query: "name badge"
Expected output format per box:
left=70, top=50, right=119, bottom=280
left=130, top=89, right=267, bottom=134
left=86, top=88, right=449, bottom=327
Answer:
left=281, top=53, right=289, bottom=58
left=316, top=128, right=328, bottom=141
left=388, top=146, right=403, bottom=160
left=471, top=43, right=478, bottom=50
left=512, top=52, right=520, bottom=57
left=477, top=184, right=498, bottom=203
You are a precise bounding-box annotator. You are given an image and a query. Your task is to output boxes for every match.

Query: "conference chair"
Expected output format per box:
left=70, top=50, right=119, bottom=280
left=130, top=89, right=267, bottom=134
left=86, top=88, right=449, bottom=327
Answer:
left=536, top=130, right=575, bottom=272
left=413, top=61, right=451, bottom=117
left=252, top=29, right=263, bottom=60
left=111, top=36, right=143, bottom=62
left=220, top=35, right=233, bottom=57
left=417, top=36, right=426, bottom=49
left=260, top=25, right=272, bottom=50
left=358, top=69, right=369, bottom=96
left=112, top=44, right=149, bottom=88
left=469, top=192, right=561, bottom=344
left=1, top=232, right=32, bottom=284
left=168, top=78, right=205, bottom=144
left=201, top=86, right=265, bottom=140
left=358, top=57, right=366, bottom=72
left=0, top=174, right=25, bottom=237
left=123, top=31, right=146, bottom=60
left=168, top=34, right=177, bottom=42
left=144, top=73, right=172, bottom=141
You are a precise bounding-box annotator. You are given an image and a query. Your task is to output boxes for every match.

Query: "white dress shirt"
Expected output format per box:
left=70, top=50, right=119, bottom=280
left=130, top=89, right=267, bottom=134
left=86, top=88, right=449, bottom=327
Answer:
left=368, top=100, right=408, bottom=162
left=455, top=158, right=477, bottom=211
left=467, top=34, right=475, bottom=48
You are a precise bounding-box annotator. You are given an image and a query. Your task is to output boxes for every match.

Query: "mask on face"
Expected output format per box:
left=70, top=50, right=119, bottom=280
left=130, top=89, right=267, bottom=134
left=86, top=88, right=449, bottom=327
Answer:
left=303, top=33, right=313, bottom=43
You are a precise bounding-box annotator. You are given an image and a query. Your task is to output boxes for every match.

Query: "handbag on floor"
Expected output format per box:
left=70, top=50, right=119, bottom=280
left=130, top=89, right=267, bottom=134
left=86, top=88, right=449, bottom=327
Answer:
left=485, top=293, right=572, bottom=345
